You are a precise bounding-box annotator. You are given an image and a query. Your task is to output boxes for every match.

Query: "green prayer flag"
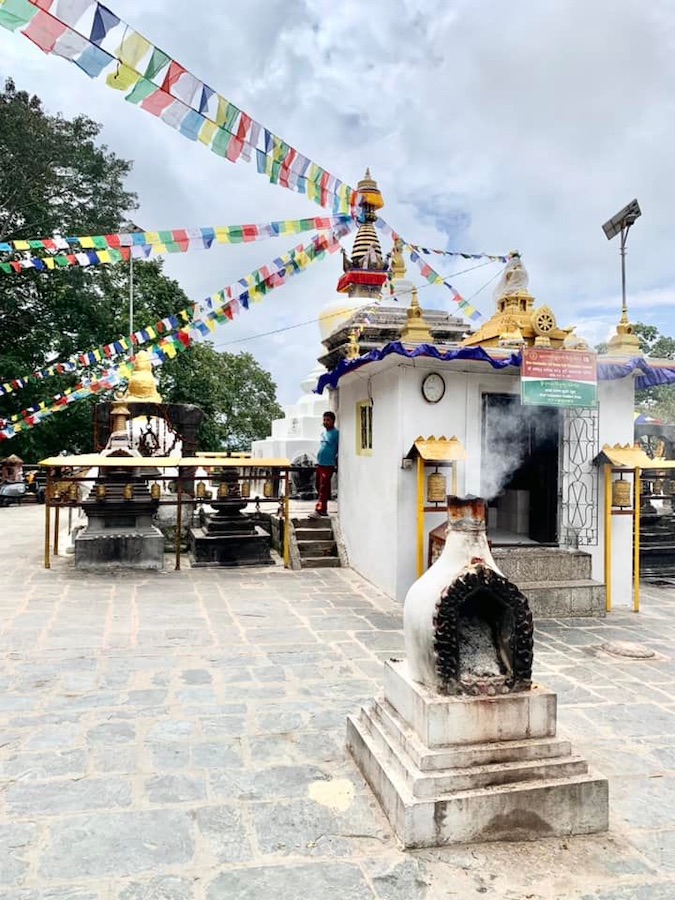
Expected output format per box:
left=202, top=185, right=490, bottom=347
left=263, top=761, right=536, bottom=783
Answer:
left=144, top=47, right=170, bottom=82
left=0, top=0, right=38, bottom=31
left=125, top=77, right=157, bottom=105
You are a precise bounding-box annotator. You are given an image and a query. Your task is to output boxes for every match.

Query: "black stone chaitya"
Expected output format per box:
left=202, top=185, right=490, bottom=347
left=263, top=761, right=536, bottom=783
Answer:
left=188, top=468, right=273, bottom=567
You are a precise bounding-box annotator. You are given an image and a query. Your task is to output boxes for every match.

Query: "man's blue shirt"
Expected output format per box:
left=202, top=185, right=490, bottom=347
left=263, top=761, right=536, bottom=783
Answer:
left=317, top=427, right=339, bottom=467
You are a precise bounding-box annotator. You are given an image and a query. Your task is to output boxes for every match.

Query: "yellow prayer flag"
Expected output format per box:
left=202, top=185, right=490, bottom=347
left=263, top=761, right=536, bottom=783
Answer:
left=153, top=244, right=167, bottom=255
left=106, top=63, right=142, bottom=92
left=97, top=250, right=112, bottom=263
left=116, top=31, right=151, bottom=68
left=44, top=258, right=55, bottom=270
left=144, top=232, right=160, bottom=245
left=214, top=228, right=230, bottom=243
left=198, top=120, right=218, bottom=147
left=164, top=342, right=176, bottom=358
left=13, top=240, right=29, bottom=250
left=79, top=237, right=95, bottom=249
left=146, top=327, right=156, bottom=339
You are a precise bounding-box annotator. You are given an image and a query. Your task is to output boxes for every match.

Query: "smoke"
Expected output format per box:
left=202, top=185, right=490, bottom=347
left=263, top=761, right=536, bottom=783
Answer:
left=467, top=399, right=560, bottom=501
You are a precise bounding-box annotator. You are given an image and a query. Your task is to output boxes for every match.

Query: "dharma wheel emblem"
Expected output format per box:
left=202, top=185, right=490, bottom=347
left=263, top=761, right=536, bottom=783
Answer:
left=532, top=305, right=557, bottom=335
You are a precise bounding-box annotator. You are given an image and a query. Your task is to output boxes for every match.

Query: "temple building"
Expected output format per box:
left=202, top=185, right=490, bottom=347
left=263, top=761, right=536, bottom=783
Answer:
left=314, top=172, right=648, bottom=614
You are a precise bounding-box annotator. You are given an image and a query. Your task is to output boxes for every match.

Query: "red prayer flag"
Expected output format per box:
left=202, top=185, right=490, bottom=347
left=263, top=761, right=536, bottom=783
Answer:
left=23, top=10, right=67, bottom=53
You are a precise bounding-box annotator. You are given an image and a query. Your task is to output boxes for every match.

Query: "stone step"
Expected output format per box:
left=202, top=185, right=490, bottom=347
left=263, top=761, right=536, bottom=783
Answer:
left=360, top=706, right=587, bottom=799
left=297, top=540, right=338, bottom=557
left=295, top=527, right=333, bottom=541
left=519, top=580, right=605, bottom=618
left=300, top=556, right=340, bottom=568
left=373, top=698, right=573, bottom=772
left=492, top=547, right=593, bottom=582
left=292, top=517, right=332, bottom=528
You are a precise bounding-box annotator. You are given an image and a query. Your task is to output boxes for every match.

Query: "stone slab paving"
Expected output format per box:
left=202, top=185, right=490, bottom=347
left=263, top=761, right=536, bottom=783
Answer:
left=0, top=506, right=674, bottom=897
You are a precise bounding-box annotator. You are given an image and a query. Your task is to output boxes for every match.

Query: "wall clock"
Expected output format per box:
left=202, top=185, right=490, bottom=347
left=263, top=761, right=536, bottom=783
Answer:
left=421, top=372, right=445, bottom=403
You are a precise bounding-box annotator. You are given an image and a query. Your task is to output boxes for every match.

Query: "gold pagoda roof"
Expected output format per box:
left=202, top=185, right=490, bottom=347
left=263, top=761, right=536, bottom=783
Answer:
left=405, top=435, right=468, bottom=463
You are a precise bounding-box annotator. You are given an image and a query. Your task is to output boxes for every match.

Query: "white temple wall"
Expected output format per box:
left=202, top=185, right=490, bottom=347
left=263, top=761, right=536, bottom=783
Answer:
left=336, top=369, right=403, bottom=599
left=337, top=362, right=521, bottom=602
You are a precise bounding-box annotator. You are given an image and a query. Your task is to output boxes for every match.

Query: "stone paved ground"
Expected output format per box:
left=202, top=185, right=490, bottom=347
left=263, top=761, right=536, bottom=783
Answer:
left=1, top=505, right=675, bottom=898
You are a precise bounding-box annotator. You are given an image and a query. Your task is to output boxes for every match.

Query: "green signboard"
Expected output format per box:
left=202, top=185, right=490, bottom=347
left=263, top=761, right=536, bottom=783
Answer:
left=521, top=349, right=598, bottom=409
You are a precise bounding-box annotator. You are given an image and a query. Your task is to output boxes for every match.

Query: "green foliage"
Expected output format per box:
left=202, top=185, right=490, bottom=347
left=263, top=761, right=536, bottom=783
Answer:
left=632, top=323, right=675, bottom=423
left=159, top=343, right=283, bottom=452
left=0, top=79, right=283, bottom=460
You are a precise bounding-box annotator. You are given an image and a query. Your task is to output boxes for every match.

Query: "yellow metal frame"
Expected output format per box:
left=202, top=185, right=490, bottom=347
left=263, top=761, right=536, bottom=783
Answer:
left=603, top=463, right=641, bottom=613
left=41, top=458, right=294, bottom=571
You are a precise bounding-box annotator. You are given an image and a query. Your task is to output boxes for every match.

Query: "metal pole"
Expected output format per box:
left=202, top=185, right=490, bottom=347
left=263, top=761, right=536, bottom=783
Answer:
left=604, top=465, right=612, bottom=612
left=175, top=474, right=182, bottom=571
left=44, top=492, right=51, bottom=569
left=283, top=470, right=290, bottom=568
left=53, top=505, right=60, bottom=556
left=129, top=253, right=134, bottom=337
left=634, top=468, right=641, bottom=612
left=620, top=225, right=628, bottom=321
left=417, top=457, right=425, bottom=577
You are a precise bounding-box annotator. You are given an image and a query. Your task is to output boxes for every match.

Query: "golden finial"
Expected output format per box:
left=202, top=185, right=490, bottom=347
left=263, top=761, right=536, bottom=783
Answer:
left=400, top=288, right=433, bottom=344
left=391, top=237, right=407, bottom=280
left=606, top=308, right=643, bottom=356
left=345, top=328, right=362, bottom=361
left=123, top=350, right=163, bottom=403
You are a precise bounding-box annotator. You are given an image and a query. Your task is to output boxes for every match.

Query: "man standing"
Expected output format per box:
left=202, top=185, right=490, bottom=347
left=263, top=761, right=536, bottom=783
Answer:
left=313, top=411, right=339, bottom=518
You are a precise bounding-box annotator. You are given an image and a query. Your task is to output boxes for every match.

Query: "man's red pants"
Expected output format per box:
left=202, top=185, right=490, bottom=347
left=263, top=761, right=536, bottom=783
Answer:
left=315, top=465, right=335, bottom=515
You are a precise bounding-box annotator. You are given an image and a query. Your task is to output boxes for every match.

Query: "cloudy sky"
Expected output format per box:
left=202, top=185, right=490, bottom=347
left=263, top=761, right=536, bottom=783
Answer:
left=2, top=0, right=675, bottom=404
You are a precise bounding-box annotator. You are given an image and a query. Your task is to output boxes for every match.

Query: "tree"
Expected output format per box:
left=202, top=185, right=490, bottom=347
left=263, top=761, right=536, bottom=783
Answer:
left=630, top=323, right=675, bottom=423
left=0, top=79, right=283, bottom=459
left=159, top=343, right=283, bottom=451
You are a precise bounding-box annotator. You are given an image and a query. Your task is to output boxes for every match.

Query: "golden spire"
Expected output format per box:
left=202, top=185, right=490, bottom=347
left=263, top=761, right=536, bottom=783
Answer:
left=606, top=308, right=643, bottom=356
left=391, top=237, right=407, bottom=280
left=356, top=167, right=384, bottom=214
left=124, top=350, right=163, bottom=403
left=400, top=288, right=433, bottom=344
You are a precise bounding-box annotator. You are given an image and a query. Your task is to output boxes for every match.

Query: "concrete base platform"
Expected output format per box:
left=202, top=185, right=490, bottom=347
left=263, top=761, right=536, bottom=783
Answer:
left=74, top=529, right=164, bottom=570
left=188, top=526, right=273, bottom=567
left=347, top=660, right=608, bottom=847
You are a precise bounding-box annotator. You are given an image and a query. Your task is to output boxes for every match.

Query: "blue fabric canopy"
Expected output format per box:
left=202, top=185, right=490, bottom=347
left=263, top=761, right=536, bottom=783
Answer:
left=315, top=342, right=675, bottom=393
left=316, top=343, right=522, bottom=393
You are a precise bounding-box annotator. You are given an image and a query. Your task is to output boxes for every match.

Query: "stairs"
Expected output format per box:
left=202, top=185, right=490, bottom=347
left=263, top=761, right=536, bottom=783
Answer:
left=491, top=547, right=605, bottom=618
left=293, top=516, right=341, bottom=568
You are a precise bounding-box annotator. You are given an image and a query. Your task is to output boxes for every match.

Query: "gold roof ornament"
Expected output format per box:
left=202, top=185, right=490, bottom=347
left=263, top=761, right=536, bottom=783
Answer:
left=124, top=350, right=162, bottom=403
left=405, top=435, right=468, bottom=463
left=594, top=443, right=670, bottom=469
left=400, top=288, right=433, bottom=344
left=391, top=237, right=407, bottom=280
left=345, top=328, right=362, bottom=361
left=357, top=168, right=384, bottom=210
left=462, top=253, right=573, bottom=350
left=606, top=308, right=643, bottom=357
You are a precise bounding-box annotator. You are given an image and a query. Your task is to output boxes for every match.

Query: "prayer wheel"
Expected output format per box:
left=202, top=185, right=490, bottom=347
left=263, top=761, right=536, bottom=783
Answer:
left=95, top=484, right=107, bottom=501
left=427, top=472, right=447, bottom=503
left=217, top=482, right=229, bottom=499
left=68, top=482, right=79, bottom=502
left=196, top=481, right=207, bottom=500
left=263, top=479, right=274, bottom=498
left=611, top=476, right=632, bottom=508
left=241, top=481, right=251, bottom=499
left=150, top=483, right=161, bottom=500
left=123, top=483, right=134, bottom=501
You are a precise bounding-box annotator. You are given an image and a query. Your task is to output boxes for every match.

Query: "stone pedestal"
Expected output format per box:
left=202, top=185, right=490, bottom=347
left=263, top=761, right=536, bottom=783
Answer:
left=188, top=506, right=273, bottom=568
left=75, top=478, right=164, bottom=571
left=347, top=660, right=608, bottom=848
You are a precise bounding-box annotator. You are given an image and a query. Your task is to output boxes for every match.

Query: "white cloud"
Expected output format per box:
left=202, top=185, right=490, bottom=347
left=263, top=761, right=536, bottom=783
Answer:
left=2, top=0, right=675, bottom=407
